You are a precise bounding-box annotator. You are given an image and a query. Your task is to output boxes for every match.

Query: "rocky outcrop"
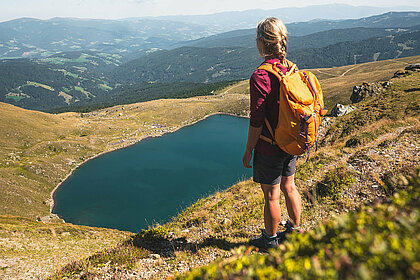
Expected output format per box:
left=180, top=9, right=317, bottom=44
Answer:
left=393, top=64, right=420, bottom=78
left=350, top=82, right=389, bottom=103
left=351, top=64, right=418, bottom=104
left=405, top=63, right=420, bottom=71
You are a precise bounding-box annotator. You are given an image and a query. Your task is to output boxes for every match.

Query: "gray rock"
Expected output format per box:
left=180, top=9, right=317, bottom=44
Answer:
left=350, top=82, right=384, bottom=103
left=330, top=103, right=356, bottom=117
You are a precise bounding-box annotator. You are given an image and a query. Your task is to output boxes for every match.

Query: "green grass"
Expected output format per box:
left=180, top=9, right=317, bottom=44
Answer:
left=1, top=57, right=419, bottom=279
left=322, top=72, right=420, bottom=148
left=26, top=81, right=55, bottom=91
left=47, top=64, right=420, bottom=279
left=55, top=69, right=79, bottom=78
left=182, top=168, right=420, bottom=280
left=5, top=95, right=25, bottom=101
left=316, top=166, right=356, bottom=201
left=98, top=83, right=113, bottom=91
left=74, top=86, right=91, bottom=96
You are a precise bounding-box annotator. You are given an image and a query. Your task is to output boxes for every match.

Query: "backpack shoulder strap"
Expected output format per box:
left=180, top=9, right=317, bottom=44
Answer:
left=257, top=60, right=298, bottom=79
left=257, top=63, right=284, bottom=80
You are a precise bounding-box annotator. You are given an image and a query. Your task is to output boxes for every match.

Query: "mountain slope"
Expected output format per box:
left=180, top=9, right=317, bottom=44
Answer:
left=0, top=55, right=117, bottom=111
left=2, top=11, right=420, bottom=60
left=0, top=56, right=419, bottom=279
left=49, top=65, right=420, bottom=279
left=2, top=12, right=420, bottom=113
left=171, top=11, right=420, bottom=49
left=0, top=56, right=417, bottom=222
left=0, top=17, right=212, bottom=59
left=112, top=31, right=420, bottom=84
left=291, top=30, right=420, bottom=69
left=110, top=46, right=259, bottom=83
left=0, top=215, right=131, bottom=279
left=177, top=25, right=420, bottom=50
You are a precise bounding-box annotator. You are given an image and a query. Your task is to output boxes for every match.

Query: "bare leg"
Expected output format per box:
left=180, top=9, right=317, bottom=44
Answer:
left=280, top=174, right=302, bottom=227
left=261, top=183, right=281, bottom=236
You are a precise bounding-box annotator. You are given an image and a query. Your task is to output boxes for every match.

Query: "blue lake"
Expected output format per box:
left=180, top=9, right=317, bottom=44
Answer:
left=52, top=114, right=252, bottom=232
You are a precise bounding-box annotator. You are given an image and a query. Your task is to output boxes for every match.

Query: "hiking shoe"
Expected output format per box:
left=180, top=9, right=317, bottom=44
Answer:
left=250, top=229, right=280, bottom=251
left=277, top=221, right=301, bottom=241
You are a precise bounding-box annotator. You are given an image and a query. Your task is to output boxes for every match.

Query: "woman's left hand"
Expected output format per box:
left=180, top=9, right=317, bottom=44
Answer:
left=242, top=149, right=252, bottom=168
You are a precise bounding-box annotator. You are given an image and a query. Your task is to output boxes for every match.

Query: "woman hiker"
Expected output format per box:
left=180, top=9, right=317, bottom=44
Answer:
left=242, top=17, right=302, bottom=251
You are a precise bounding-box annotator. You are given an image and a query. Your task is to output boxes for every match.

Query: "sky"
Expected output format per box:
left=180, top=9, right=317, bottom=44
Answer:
left=1, top=0, right=419, bottom=22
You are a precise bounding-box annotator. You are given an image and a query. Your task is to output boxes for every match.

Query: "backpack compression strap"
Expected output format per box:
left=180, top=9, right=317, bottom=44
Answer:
left=260, top=118, right=276, bottom=145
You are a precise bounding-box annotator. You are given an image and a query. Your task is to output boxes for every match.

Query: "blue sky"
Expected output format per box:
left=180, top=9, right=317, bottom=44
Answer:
left=1, top=0, right=419, bottom=22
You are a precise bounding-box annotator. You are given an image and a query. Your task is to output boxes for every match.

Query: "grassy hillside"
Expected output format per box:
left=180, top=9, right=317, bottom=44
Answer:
left=0, top=215, right=131, bottom=279
left=183, top=169, right=419, bottom=279
left=1, top=55, right=418, bottom=221
left=0, top=89, right=248, bottom=279
left=47, top=60, right=419, bottom=279
left=312, top=55, right=420, bottom=109
left=0, top=56, right=418, bottom=279
left=0, top=90, right=249, bottom=221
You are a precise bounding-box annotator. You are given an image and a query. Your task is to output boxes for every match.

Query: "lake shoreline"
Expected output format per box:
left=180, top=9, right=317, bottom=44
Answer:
left=49, top=112, right=249, bottom=224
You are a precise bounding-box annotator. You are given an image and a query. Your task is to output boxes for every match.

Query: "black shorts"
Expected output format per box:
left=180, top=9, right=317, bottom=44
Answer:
left=253, top=150, right=297, bottom=185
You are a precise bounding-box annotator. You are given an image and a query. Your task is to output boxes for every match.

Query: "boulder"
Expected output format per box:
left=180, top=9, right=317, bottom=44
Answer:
left=350, top=82, right=384, bottom=103
left=330, top=103, right=356, bottom=117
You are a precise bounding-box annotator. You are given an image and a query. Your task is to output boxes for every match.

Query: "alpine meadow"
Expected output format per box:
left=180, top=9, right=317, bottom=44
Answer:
left=0, top=3, right=419, bottom=279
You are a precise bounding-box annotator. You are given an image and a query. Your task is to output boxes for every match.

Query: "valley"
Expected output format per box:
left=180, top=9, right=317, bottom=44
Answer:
left=0, top=55, right=419, bottom=278
left=0, top=6, right=419, bottom=278
left=1, top=55, right=417, bottom=223
left=50, top=59, right=420, bottom=279
left=1, top=12, right=420, bottom=112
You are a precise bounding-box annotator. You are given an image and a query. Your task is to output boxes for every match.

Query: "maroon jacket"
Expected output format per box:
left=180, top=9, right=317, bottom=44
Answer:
left=249, top=58, right=288, bottom=156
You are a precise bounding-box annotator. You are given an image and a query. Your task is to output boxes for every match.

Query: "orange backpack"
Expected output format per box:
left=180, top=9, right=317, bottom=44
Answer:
left=258, top=60, right=327, bottom=156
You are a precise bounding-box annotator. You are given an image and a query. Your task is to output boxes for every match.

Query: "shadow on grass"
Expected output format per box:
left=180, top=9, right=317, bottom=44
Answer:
left=404, top=88, right=420, bottom=93
left=131, top=235, right=248, bottom=257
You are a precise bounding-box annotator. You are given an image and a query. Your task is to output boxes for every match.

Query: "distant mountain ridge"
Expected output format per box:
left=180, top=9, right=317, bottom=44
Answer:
left=172, top=12, right=420, bottom=49
left=1, top=10, right=419, bottom=59
left=2, top=11, right=420, bottom=112
left=0, top=17, right=212, bottom=59
left=112, top=28, right=420, bottom=83
left=149, top=4, right=420, bottom=31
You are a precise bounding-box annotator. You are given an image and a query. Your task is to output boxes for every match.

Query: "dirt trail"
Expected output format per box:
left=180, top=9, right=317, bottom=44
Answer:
left=315, top=64, right=362, bottom=77
left=315, top=60, right=413, bottom=78
left=223, top=81, right=247, bottom=94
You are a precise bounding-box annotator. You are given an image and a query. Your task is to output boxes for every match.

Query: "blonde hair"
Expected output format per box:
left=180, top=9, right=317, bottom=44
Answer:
left=256, top=17, right=288, bottom=63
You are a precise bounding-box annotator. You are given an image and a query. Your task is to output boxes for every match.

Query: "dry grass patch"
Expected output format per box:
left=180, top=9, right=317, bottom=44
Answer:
left=311, top=55, right=420, bottom=108
left=0, top=215, right=131, bottom=280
